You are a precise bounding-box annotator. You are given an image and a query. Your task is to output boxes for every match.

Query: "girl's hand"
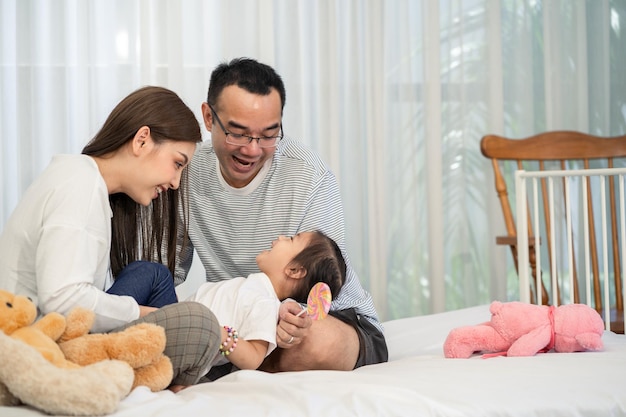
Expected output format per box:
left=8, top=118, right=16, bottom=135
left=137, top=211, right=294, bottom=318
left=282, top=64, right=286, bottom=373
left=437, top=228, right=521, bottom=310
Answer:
left=276, top=300, right=312, bottom=348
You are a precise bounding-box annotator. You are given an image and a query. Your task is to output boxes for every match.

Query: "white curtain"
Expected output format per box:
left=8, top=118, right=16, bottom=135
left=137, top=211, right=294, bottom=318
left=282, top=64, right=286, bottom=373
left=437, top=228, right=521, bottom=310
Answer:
left=1, top=0, right=625, bottom=321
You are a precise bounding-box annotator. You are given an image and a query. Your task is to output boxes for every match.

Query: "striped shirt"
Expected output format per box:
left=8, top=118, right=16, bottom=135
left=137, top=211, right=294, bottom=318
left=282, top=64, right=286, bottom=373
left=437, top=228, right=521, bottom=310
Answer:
left=175, top=137, right=382, bottom=331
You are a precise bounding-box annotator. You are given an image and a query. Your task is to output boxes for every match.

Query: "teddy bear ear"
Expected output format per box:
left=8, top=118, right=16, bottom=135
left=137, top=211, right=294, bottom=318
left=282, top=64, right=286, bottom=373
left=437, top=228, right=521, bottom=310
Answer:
left=489, top=301, right=503, bottom=314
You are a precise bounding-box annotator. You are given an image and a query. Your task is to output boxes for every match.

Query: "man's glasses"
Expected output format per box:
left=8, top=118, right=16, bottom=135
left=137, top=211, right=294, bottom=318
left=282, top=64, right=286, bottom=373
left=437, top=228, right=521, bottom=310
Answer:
left=209, top=104, right=283, bottom=148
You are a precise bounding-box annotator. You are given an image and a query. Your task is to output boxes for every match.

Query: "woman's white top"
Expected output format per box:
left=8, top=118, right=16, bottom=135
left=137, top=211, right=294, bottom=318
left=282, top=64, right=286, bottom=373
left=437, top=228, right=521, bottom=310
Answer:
left=0, top=155, right=139, bottom=332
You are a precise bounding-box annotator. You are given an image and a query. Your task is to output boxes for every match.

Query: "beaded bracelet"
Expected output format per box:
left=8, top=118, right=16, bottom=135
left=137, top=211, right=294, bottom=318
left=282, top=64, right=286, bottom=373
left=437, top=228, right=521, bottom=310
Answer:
left=219, top=326, right=239, bottom=356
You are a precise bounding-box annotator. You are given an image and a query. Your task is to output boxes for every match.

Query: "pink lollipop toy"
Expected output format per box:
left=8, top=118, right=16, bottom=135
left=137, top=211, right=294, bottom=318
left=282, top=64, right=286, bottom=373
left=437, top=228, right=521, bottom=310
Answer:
left=297, top=282, right=332, bottom=320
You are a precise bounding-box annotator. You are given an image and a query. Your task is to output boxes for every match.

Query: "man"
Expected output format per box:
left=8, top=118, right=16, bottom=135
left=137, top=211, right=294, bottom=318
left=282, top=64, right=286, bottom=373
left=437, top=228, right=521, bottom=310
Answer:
left=176, top=58, right=387, bottom=374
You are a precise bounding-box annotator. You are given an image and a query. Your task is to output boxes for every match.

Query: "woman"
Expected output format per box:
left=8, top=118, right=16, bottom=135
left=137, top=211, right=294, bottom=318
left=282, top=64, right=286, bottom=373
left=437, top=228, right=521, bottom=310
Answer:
left=0, top=86, right=220, bottom=388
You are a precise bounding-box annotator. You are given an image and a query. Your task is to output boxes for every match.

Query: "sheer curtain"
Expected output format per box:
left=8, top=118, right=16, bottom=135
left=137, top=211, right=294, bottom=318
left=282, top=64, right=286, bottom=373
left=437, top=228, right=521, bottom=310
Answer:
left=1, top=0, right=625, bottom=321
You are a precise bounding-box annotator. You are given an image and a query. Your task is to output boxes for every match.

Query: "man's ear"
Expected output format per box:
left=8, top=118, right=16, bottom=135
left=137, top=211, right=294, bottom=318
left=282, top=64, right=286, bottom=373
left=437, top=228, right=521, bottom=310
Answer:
left=131, top=126, right=151, bottom=156
left=201, top=102, right=213, bottom=131
left=285, top=265, right=307, bottom=280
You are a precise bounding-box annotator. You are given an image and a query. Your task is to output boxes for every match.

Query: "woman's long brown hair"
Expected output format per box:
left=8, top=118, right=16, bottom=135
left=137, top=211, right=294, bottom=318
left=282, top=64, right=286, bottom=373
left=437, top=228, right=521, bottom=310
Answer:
left=82, top=86, right=201, bottom=278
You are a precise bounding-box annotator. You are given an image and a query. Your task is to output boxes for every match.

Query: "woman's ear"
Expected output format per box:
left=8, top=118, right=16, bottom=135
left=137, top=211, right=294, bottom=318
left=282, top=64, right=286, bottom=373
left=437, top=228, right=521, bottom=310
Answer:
left=131, top=126, right=152, bottom=156
left=285, top=265, right=307, bottom=280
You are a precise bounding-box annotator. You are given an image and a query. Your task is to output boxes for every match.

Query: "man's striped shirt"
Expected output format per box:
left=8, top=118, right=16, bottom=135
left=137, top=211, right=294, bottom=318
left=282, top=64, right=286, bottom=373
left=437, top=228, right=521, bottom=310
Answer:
left=175, top=138, right=382, bottom=331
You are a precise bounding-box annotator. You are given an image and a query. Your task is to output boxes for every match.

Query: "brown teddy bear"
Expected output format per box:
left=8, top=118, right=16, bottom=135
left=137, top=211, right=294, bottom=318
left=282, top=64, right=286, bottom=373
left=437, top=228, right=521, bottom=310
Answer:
left=59, top=310, right=174, bottom=392
left=0, top=289, right=82, bottom=368
left=0, top=331, right=134, bottom=415
left=0, top=289, right=173, bottom=392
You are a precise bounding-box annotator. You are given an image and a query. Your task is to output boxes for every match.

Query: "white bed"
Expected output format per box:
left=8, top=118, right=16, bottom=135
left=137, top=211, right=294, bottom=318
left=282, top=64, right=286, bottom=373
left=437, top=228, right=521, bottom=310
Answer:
left=3, top=304, right=626, bottom=417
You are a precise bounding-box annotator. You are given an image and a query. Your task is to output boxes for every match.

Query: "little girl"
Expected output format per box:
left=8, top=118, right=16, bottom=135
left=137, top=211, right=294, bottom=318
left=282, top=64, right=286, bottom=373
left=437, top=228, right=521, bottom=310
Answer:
left=174, top=230, right=346, bottom=390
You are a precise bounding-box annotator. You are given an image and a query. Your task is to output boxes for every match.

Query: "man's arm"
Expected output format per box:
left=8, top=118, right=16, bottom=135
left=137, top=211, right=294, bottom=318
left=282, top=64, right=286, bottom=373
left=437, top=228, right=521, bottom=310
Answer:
left=260, top=301, right=359, bottom=371
left=299, top=172, right=382, bottom=329
left=262, top=146, right=382, bottom=371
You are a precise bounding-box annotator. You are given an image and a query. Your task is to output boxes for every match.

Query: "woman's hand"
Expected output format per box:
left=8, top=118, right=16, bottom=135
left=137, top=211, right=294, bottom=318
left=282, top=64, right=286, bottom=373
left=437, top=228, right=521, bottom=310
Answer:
left=139, top=305, right=157, bottom=317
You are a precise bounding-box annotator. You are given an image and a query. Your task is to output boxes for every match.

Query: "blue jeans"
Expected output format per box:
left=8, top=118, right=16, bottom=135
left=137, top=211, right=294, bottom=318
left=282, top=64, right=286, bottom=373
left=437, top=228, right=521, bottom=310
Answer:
left=106, top=260, right=178, bottom=307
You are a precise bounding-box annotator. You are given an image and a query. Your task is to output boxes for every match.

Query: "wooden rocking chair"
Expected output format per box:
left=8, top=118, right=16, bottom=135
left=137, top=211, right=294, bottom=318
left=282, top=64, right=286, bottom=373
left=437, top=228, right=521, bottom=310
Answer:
left=480, top=131, right=626, bottom=333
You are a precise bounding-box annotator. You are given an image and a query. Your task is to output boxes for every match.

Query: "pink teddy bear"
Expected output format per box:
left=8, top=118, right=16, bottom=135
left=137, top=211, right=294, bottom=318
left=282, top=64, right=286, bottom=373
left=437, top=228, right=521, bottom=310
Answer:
left=443, top=301, right=605, bottom=358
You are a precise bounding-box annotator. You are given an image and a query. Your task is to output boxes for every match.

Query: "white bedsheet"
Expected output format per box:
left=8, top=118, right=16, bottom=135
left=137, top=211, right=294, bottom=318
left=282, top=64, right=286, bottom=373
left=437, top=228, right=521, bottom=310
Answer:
left=4, top=304, right=626, bottom=417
